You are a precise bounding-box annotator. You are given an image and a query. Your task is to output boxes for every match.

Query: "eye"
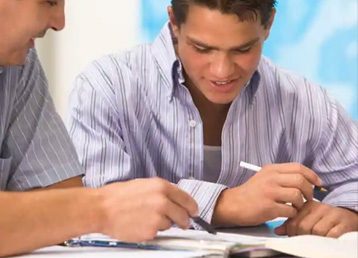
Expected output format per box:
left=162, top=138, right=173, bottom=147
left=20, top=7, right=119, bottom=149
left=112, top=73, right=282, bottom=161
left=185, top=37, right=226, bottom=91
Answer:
left=235, top=46, right=252, bottom=54
left=193, top=44, right=210, bottom=54
left=46, top=0, right=58, bottom=6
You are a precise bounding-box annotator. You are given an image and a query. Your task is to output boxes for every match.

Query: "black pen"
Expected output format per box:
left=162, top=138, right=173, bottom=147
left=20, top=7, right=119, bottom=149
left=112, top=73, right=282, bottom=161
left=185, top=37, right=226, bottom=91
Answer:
left=192, top=216, right=217, bottom=235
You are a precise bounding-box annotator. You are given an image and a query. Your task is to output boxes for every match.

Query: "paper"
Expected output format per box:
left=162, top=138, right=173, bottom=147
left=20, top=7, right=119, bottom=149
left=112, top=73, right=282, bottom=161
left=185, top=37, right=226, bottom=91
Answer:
left=265, top=231, right=358, bottom=258
left=17, top=245, right=211, bottom=258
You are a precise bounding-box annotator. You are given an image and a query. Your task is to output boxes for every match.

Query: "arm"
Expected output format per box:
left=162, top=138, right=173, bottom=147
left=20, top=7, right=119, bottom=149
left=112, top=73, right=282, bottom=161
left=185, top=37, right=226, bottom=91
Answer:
left=45, top=175, right=83, bottom=189
left=275, top=95, right=358, bottom=237
left=0, top=178, right=198, bottom=257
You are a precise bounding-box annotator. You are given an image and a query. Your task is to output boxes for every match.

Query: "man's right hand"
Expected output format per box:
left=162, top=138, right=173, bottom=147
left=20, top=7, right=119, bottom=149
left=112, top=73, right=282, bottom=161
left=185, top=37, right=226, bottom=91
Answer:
left=94, top=177, right=198, bottom=242
left=212, top=163, right=322, bottom=226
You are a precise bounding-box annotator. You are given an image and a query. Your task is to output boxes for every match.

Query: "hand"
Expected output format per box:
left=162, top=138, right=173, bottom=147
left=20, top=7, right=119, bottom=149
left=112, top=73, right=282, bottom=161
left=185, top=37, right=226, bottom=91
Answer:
left=96, top=177, right=198, bottom=242
left=213, top=163, right=322, bottom=226
left=275, top=201, right=358, bottom=237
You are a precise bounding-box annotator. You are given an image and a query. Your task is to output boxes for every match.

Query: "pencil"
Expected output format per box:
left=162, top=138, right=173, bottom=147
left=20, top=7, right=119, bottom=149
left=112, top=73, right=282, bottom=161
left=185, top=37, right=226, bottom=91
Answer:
left=239, top=161, right=327, bottom=192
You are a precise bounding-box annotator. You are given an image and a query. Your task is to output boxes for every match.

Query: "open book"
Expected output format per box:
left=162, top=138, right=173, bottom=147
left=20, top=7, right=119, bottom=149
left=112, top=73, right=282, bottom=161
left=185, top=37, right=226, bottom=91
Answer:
left=67, top=228, right=358, bottom=258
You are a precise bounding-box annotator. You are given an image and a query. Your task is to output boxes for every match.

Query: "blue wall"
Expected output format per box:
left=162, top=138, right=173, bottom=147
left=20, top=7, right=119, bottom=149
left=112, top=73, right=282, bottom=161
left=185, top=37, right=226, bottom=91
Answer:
left=140, top=0, right=357, bottom=119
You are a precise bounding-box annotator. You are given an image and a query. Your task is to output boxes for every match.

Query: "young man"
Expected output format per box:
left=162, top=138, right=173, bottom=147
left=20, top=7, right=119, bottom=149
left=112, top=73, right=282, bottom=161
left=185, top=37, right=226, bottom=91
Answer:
left=0, top=0, right=197, bottom=256
left=68, top=0, right=358, bottom=238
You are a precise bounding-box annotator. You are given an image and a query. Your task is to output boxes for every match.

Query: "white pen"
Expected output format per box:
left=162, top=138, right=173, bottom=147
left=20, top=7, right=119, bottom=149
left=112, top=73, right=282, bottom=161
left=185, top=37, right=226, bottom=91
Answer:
left=239, top=161, right=261, bottom=172
left=239, top=161, right=327, bottom=193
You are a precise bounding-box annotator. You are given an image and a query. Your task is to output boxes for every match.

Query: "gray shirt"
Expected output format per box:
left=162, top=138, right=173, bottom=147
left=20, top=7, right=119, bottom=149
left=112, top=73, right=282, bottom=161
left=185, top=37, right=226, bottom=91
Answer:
left=0, top=49, right=83, bottom=191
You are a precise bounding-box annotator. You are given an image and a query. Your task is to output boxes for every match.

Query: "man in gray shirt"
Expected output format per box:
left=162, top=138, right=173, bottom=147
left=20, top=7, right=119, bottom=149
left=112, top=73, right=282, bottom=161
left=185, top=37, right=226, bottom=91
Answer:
left=0, top=0, right=197, bottom=256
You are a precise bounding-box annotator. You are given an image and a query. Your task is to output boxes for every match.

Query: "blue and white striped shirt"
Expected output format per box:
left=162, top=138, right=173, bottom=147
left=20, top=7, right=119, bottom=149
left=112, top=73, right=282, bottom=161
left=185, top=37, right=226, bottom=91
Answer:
left=0, top=49, right=83, bottom=191
left=68, top=24, right=358, bottom=223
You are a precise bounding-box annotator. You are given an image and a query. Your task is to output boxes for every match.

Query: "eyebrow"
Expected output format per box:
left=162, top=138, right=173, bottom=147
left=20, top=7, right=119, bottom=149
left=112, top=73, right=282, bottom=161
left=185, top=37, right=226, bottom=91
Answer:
left=187, top=36, right=260, bottom=51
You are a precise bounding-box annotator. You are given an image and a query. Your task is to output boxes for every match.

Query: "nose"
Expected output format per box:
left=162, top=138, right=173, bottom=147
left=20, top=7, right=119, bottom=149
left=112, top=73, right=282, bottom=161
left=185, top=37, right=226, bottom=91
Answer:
left=50, top=4, right=65, bottom=31
left=210, top=53, right=235, bottom=79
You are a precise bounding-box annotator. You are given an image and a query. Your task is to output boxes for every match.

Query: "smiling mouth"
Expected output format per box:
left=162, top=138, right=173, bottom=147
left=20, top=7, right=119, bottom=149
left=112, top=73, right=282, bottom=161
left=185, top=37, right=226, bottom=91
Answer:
left=213, top=80, right=233, bottom=85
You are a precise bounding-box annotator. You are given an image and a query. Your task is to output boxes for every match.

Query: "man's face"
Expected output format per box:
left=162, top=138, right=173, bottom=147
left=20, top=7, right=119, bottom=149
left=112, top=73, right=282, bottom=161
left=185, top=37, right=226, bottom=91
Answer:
left=0, top=0, right=65, bottom=65
left=169, top=4, right=274, bottom=105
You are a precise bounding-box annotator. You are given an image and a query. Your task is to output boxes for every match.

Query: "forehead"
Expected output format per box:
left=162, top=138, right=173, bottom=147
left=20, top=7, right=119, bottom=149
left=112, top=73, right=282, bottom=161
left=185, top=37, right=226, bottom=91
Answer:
left=179, top=4, right=265, bottom=45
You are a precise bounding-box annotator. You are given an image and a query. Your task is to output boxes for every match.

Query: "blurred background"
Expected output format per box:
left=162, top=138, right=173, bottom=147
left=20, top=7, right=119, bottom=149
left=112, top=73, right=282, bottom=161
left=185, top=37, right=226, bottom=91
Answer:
left=37, top=0, right=357, bottom=120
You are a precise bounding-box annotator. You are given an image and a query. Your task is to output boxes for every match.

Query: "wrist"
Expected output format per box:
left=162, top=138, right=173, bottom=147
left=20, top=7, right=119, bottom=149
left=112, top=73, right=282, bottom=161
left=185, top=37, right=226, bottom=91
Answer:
left=212, top=188, right=236, bottom=226
left=80, top=187, right=107, bottom=234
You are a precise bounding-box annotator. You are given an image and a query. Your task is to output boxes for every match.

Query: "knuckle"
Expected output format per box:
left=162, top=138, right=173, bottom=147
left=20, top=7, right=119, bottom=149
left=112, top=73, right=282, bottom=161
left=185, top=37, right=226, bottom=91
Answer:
left=312, top=225, right=326, bottom=236
left=151, top=178, right=168, bottom=193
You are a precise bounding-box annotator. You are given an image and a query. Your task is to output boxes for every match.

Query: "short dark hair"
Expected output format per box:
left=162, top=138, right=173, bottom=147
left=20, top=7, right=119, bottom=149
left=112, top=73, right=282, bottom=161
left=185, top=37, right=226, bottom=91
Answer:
left=171, top=0, right=277, bottom=28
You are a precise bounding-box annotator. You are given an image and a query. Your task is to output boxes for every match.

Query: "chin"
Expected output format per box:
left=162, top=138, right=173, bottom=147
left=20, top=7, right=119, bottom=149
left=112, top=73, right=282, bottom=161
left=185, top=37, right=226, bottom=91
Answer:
left=207, top=97, right=235, bottom=105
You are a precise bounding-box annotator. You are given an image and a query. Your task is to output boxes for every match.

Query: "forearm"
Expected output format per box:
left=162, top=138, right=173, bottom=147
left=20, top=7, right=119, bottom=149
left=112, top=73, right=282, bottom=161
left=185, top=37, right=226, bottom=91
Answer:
left=0, top=188, right=102, bottom=257
left=45, top=176, right=83, bottom=190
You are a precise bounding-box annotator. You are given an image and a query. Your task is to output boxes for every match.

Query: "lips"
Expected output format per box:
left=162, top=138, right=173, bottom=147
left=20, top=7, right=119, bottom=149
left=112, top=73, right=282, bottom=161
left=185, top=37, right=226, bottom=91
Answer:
left=209, top=79, right=238, bottom=93
left=212, top=80, right=234, bottom=86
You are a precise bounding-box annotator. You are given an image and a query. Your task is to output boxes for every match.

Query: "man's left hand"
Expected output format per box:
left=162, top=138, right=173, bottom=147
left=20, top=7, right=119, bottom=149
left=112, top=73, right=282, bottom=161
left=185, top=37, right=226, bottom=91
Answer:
left=275, top=201, right=358, bottom=237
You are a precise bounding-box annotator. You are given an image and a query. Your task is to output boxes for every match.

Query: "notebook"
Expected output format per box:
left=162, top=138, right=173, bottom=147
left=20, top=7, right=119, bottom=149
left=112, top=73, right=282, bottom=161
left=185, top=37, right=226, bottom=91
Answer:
left=66, top=228, right=358, bottom=258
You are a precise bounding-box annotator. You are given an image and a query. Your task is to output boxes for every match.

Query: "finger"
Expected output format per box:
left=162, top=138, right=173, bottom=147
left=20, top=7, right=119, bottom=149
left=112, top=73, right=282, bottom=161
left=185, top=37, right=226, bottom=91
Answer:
left=266, top=163, right=322, bottom=186
left=156, top=196, right=191, bottom=229
left=274, top=203, right=298, bottom=219
left=295, top=210, right=324, bottom=235
left=277, top=174, right=314, bottom=201
left=157, top=216, right=173, bottom=231
left=275, top=187, right=304, bottom=209
left=326, top=224, right=344, bottom=238
left=166, top=184, right=199, bottom=217
left=274, top=223, right=288, bottom=235
left=285, top=207, right=312, bottom=236
left=311, top=215, right=337, bottom=236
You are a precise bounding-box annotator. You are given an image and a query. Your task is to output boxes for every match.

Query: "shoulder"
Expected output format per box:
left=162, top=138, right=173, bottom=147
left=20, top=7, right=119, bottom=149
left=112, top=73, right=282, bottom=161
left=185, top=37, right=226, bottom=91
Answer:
left=73, top=45, right=157, bottom=110
left=77, top=44, right=154, bottom=92
left=258, top=57, right=331, bottom=108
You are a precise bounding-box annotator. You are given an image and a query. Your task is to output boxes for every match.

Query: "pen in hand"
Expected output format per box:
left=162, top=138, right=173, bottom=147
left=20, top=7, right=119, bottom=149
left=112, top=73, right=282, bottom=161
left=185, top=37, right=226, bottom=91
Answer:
left=239, top=161, right=327, bottom=193
left=192, top=216, right=217, bottom=235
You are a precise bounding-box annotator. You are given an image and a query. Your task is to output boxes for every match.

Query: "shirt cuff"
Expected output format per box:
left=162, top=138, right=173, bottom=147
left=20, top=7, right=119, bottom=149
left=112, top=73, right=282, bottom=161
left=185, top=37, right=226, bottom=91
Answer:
left=177, top=179, right=227, bottom=229
left=322, top=181, right=358, bottom=212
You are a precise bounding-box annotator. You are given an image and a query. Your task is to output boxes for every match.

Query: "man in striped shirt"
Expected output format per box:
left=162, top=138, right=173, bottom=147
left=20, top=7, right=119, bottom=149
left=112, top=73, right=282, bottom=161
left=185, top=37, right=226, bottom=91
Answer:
left=69, top=0, right=358, bottom=238
left=0, top=0, right=197, bottom=256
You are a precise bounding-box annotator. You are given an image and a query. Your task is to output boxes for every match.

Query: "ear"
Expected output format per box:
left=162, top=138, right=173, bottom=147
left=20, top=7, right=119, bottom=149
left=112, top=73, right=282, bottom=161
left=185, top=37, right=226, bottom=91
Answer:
left=167, top=6, right=180, bottom=37
left=264, top=8, right=276, bottom=40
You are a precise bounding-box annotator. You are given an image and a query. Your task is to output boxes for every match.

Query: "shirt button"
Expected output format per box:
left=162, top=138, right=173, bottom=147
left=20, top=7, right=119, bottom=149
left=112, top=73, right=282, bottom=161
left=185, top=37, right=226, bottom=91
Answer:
left=189, top=120, right=197, bottom=128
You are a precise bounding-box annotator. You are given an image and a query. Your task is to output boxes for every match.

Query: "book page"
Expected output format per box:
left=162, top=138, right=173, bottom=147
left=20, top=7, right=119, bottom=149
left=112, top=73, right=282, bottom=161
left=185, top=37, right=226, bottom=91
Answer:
left=265, top=231, right=358, bottom=258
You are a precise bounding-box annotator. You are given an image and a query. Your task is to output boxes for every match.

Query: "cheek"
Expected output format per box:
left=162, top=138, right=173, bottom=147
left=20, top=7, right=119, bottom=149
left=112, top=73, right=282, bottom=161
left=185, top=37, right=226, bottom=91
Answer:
left=179, top=48, right=207, bottom=76
left=234, top=51, right=262, bottom=73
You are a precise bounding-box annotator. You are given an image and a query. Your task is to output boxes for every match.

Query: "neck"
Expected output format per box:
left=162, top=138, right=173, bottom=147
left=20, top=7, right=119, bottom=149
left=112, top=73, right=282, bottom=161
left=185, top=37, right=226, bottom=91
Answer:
left=185, top=79, right=230, bottom=146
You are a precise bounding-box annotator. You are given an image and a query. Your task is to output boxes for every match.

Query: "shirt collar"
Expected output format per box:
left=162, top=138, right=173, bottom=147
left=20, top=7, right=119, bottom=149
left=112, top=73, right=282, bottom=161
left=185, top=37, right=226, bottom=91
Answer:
left=151, top=22, right=179, bottom=101
left=0, top=66, right=3, bottom=75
